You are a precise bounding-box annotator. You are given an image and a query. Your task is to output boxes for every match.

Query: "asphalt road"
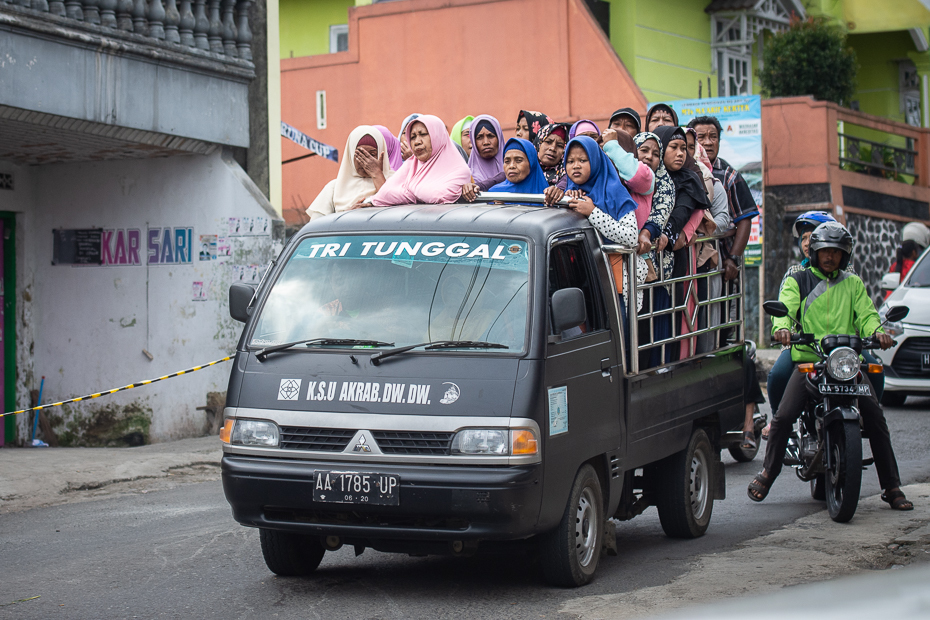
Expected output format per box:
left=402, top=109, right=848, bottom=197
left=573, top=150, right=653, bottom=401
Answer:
left=2, top=398, right=928, bottom=620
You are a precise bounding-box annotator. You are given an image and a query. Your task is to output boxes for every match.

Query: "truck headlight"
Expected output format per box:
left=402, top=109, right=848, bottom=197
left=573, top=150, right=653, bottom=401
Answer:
left=230, top=419, right=280, bottom=447
left=451, top=429, right=509, bottom=455
left=879, top=306, right=904, bottom=338
left=450, top=429, right=539, bottom=456
left=826, top=347, right=859, bottom=381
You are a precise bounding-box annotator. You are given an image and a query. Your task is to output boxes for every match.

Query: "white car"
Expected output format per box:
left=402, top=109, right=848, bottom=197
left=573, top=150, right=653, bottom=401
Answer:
left=877, top=248, right=930, bottom=406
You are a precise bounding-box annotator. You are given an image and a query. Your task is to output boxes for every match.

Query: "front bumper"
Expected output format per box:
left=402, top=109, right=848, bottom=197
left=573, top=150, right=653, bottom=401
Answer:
left=222, top=455, right=542, bottom=542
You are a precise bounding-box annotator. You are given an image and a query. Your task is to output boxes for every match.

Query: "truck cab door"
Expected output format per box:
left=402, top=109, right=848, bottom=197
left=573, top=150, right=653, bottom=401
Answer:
left=539, top=233, right=623, bottom=523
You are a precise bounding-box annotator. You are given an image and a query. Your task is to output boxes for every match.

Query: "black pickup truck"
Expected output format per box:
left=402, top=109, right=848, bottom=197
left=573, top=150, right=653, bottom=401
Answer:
left=220, top=202, right=745, bottom=586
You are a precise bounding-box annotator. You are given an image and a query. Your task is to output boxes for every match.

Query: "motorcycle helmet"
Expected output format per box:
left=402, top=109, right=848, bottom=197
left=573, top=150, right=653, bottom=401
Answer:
left=792, top=210, right=836, bottom=238
left=809, top=222, right=853, bottom=272
left=902, top=222, right=930, bottom=251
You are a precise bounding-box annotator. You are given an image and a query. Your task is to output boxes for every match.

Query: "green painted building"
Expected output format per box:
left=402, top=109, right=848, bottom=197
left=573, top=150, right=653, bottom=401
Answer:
left=279, top=0, right=930, bottom=127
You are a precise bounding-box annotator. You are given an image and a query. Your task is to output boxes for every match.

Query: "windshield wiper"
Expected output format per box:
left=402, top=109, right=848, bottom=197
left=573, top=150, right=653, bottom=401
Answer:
left=370, top=340, right=508, bottom=366
left=255, top=338, right=394, bottom=361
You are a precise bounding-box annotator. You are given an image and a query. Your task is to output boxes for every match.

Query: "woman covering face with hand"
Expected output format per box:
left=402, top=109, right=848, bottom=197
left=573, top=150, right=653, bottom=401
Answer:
left=306, top=125, right=394, bottom=220
left=363, top=115, right=471, bottom=207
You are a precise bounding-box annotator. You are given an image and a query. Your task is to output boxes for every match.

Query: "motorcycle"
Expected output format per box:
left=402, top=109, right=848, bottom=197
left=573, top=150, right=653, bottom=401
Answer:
left=727, top=339, right=767, bottom=463
left=762, top=301, right=909, bottom=523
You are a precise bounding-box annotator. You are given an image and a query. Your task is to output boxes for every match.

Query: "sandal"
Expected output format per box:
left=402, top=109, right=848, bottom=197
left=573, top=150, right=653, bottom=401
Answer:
left=881, top=488, right=914, bottom=511
left=740, top=431, right=757, bottom=451
left=747, top=471, right=773, bottom=502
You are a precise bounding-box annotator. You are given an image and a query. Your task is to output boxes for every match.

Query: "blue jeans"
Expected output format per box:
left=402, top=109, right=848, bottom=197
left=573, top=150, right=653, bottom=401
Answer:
left=767, top=348, right=885, bottom=413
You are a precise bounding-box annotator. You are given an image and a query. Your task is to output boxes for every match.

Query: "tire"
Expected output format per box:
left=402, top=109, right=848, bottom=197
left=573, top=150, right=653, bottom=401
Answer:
left=881, top=392, right=907, bottom=407
left=810, top=474, right=825, bottom=501
left=824, top=420, right=862, bottom=523
left=540, top=464, right=604, bottom=587
left=656, top=428, right=714, bottom=539
left=259, top=528, right=326, bottom=576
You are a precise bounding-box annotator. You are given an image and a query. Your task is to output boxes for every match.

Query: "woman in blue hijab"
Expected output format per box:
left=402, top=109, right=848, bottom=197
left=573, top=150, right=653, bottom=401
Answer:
left=564, top=136, right=647, bottom=321
left=490, top=138, right=550, bottom=194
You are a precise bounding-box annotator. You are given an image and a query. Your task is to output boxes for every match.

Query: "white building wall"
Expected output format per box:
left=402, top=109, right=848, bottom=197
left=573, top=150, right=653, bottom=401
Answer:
left=4, top=151, right=282, bottom=444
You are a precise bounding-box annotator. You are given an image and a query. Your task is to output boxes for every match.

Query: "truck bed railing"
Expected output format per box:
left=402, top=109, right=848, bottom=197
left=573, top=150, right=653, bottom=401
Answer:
left=601, top=232, right=744, bottom=376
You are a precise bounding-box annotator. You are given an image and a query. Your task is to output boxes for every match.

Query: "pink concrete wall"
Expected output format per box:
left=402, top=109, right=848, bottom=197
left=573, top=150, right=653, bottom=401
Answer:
left=280, top=0, right=647, bottom=224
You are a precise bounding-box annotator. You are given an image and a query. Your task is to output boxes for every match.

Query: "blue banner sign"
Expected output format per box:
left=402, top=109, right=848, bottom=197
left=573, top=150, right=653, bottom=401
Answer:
left=281, top=122, right=339, bottom=162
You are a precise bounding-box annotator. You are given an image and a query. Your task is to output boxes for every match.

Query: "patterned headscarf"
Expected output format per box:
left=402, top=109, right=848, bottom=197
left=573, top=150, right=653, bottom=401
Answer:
left=635, top=131, right=675, bottom=280
left=516, top=110, right=552, bottom=143
left=534, top=122, right=569, bottom=185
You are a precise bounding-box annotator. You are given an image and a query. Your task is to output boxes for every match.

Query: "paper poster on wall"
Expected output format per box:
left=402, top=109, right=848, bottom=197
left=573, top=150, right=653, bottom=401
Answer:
left=228, top=217, right=241, bottom=236
left=229, top=264, right=261, bottom=283
left=547, top=386, right=568, bottom=436
left=192, top=281, right=207, bottom=301
left=199, top=235, right=217, bottom=261
left=217, top=237, right=231, bottom=257
left=665, top=95, right=764, bottom=266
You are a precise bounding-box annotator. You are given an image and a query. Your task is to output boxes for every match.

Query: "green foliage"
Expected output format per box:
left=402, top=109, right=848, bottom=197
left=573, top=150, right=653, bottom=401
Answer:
left=760, top=17, right=857, bottom=105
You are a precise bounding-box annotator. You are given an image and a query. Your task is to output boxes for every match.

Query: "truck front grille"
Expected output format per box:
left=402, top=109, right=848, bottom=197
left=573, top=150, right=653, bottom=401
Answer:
left=280, top=427, right=356, bottom=451
left=371, top=431, right=454, bottom=455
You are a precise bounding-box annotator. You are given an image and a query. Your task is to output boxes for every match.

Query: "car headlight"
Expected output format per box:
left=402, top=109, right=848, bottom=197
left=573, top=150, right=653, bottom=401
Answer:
left=450, top=429, right=539, bottom=456
left=230, top=419, right=280, bottom=447
left=826, top=347, right=860, bottom=381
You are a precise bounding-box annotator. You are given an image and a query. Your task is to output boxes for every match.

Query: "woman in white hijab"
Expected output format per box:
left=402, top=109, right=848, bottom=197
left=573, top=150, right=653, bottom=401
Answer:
left=306, top=125, right=394, bottom=220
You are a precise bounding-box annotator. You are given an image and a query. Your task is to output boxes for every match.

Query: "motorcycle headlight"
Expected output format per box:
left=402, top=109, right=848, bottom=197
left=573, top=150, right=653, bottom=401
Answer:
left=230, top=419, right=280, bottom=447
left=826, top=347, right=859, bottom=381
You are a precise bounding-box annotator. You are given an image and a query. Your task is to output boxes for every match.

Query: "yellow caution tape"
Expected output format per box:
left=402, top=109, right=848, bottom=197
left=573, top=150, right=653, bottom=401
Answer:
left=0, top=356, right=233, bottom=419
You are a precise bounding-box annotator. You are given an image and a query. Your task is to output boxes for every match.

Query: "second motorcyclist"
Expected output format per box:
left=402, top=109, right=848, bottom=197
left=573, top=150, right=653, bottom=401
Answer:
left=747, top=222, right=912, bottom=511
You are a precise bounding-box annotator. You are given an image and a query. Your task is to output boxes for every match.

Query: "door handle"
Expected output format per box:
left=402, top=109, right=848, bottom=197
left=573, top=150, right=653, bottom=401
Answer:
left=600, top=358, right=612, bottom=380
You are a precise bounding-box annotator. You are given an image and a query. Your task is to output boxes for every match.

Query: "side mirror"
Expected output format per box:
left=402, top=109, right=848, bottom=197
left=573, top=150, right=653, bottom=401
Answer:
left=229, top=283, right=257, bottom=323
left=762, top=300, right=789, bottom=318
left=552, top=288, right=587, bottom=334
left=885, top=305, right=909, bottom=323
left=881, top=272, right=901, bottom=291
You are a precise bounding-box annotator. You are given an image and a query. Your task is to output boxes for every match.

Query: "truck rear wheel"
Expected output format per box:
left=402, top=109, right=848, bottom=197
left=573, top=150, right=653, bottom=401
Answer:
left=656, top=428, right=714, bottom=539
left=259, top=528, right=326, bottom=576
left=540, top=464, right=603, bottom=587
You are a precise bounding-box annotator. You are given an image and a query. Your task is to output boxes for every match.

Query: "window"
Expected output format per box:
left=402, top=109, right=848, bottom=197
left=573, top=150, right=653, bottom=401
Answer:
left=548, top=239, right=606, bottom=337
left=329, top=24, right=348, bottom=54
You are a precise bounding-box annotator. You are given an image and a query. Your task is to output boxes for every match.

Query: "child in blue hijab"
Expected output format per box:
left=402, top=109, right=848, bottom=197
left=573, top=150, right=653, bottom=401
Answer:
left=489, top=138, right=550, bottom=194
left=564, top=136, right=647, bottom=314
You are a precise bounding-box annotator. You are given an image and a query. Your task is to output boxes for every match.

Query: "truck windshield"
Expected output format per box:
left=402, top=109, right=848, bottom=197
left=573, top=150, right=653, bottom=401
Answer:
left=250, top=235, right=530, bottom=352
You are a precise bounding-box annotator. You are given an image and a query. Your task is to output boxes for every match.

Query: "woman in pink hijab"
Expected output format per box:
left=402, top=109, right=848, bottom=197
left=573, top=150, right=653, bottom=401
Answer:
left=374, top=125, right=404, bottom=171
left=360, top=115, right=472, bottom=207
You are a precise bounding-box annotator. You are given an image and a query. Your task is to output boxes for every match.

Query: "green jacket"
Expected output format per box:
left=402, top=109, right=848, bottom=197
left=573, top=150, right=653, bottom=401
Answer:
left=773, top=266, right=883, bottom=363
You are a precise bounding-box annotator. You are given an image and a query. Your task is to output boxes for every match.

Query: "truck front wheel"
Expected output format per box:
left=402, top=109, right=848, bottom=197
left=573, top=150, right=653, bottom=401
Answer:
left=656, top=428, right=714, bottom=539
left=259, top=528, right=326, bottom=576
left=540, top=464, right=604, bottom=587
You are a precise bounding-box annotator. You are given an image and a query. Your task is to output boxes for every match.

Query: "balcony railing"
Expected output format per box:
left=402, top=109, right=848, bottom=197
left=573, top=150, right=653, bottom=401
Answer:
left=1, top=0, right=253, bottom=63
left=837, top=109, right=922, bottom=186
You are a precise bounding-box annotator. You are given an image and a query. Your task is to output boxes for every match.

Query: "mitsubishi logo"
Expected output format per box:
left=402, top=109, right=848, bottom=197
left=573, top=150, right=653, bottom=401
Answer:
left=353, top=434, right=372, bottom=453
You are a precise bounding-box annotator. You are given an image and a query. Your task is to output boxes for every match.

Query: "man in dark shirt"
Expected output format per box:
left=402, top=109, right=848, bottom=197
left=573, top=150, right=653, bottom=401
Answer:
left=687, top=115, right=758, bottom=281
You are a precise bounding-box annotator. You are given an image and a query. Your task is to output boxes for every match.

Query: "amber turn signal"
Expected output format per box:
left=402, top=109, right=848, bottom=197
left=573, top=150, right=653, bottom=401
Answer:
left=866, top=364, right=884, bottom=374
left=511, top=429, right=538, bottom=455
left=219, top=419, right=233, bottom=444
left=797, top=363, right=816, bottom=373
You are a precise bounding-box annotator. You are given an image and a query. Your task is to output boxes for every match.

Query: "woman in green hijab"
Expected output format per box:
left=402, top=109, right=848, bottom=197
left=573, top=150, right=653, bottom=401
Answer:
left=450, top=116, right=475, bottom=159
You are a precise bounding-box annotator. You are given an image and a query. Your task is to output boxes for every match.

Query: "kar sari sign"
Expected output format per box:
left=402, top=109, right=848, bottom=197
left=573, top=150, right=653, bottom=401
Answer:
left=666, top=95, right=763, bottom=266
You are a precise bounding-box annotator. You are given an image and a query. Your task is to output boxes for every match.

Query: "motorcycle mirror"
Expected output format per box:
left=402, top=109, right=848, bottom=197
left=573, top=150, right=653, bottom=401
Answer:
left=884, top=306, right=909, bottom=323
left=763, top=300, right=789, bottom=318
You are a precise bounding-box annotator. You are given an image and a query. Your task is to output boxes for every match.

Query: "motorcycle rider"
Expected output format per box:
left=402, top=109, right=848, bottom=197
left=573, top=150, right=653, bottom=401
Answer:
left=748, top=222, right=913, bottom=510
